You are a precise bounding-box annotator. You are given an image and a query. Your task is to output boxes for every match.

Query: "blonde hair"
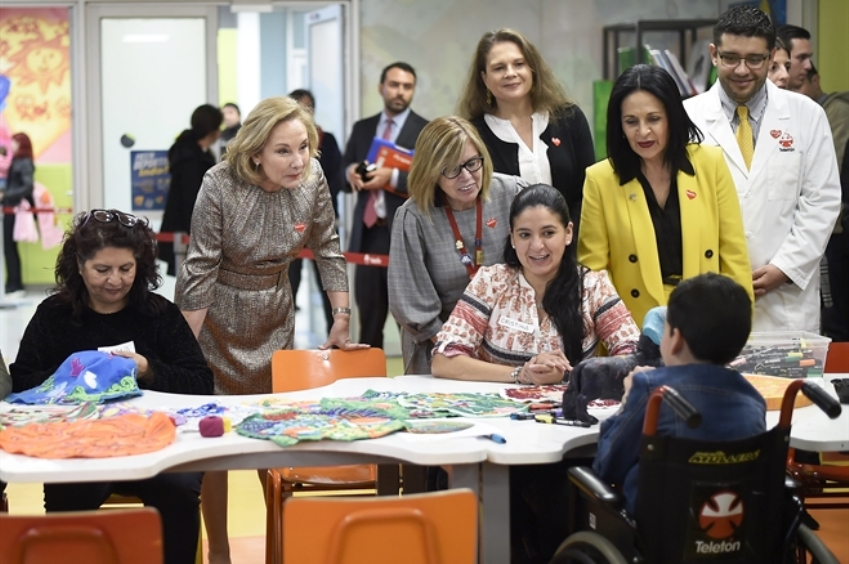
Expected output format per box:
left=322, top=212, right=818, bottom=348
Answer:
left=408, top=116, right=494, bottom=216
left=457, top=28, right=573, bottom=120
left=225, top=96, right=319, bottom=186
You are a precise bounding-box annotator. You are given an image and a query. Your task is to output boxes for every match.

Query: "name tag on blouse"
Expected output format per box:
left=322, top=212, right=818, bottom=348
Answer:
left=498, top=315, right=535, bottom=334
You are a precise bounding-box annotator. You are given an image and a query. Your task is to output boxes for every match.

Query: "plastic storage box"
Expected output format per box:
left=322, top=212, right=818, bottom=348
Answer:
left=728, top=331, right=832, bottom=379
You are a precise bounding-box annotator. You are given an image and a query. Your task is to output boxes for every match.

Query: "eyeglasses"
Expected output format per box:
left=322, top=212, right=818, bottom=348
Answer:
left=82, top=209, right=147, bottom=229
left=716, top=51, right=770, bottom=70
left=442, top=156, right=485, bottom=179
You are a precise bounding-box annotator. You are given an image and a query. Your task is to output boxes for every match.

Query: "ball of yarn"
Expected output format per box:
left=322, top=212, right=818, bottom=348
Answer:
left=199, top=415, right=230, bottom=437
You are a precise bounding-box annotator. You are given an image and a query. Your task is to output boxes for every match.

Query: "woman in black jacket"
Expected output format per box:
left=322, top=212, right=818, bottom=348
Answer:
left=159, top=104, right=223, bottom=275
left=458, top=29, right=595, bottom=237
left=2, top=132, right=35, bottom=296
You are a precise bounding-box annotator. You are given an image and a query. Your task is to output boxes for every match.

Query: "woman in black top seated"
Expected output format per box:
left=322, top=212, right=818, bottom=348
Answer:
left=9, top=208, right=213, bottom=564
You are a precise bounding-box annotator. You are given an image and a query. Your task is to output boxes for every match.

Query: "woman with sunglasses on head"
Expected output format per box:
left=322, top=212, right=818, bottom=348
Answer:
left=8, top=208, right=213, bottom=564
left=458, top=29, right=595, bottom=237
left=387, top=116, right=527, bottom=374
left=174, top=96, right=365, bottom=564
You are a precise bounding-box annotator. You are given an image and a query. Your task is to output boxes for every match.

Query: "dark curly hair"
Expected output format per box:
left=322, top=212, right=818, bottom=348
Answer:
left=53, top=209, right=163, bottom=320
left=714, top=4, right=775, bottom=51
left=503, top=184, right=585, bottom=365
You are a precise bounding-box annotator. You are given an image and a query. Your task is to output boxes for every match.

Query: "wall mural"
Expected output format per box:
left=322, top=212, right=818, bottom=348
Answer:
left=0, top=7, right=73, bottom=283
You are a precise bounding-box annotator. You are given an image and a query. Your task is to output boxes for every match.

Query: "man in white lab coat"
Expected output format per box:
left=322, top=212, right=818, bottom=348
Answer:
left=684, top=5, right=840, bottom=333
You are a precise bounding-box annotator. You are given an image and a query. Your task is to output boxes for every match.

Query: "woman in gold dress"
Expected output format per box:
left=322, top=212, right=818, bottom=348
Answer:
left=175, top=96, right=366, bottom=563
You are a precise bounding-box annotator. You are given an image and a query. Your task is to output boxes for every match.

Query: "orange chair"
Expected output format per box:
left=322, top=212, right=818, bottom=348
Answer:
left=824, top=341, right=849, bottom=373
left=266, top=348, right=387, bottom=564
left=0, top=508, right=163, bottom=564
left=100, top=494, right=202, bottom=564
left=785, top=341, right=849, bottom=511
left=282, top=489, right=477, bottom=564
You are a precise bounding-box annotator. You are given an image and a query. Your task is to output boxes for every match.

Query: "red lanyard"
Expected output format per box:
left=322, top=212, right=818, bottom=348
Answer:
left=444, top=198, right=483, bottom=278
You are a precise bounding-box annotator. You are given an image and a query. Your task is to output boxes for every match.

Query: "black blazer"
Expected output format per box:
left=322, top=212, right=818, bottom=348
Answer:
left=342, top=110, right=428, bottom=252
left=471, top=105, right=595, bottom=234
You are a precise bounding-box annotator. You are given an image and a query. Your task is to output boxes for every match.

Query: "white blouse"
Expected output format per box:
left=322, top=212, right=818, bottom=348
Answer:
left=484, top=111, right=553, bottom=185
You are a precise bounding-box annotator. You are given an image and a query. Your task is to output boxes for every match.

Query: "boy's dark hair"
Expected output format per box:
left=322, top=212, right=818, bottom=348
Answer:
left=606, top=64, right=703, bottom=182
left=380, top=61, right=416, bottom=84
left=666, top=273, right=752, bottom=365
left=776, top=24, right=811, bottom=50
left=714, top=5, right=775, bottom=51
left=222, top=102, right=240, bottom=115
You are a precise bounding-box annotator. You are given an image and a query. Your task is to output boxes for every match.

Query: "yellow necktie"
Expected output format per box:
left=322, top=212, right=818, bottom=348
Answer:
left=736, top=105, right=753, bottom=170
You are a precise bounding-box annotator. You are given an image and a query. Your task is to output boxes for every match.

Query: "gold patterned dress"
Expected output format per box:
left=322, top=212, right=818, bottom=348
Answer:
left=175, top=159, right=347, bottom=394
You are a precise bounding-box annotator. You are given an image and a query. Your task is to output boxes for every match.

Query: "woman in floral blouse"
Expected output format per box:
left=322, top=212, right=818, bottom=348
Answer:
left=432, top=184, right=638, bottom=384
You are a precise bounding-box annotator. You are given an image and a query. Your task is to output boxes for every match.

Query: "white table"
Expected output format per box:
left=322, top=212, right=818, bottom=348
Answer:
left=1, top=375, right=846, bottom=564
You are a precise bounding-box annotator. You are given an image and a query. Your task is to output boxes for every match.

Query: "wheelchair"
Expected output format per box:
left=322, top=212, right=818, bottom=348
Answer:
left=551, top=380, right=842, bottom=564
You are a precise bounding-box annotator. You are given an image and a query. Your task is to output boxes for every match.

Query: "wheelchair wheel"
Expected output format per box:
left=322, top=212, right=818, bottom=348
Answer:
left=795, top=523, right=840, bottom=564
left=549, top=531, right=629, bottom=564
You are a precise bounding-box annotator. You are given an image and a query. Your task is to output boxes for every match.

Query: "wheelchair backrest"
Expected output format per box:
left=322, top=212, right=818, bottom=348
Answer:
left=634, top=425, right=791, bottom=563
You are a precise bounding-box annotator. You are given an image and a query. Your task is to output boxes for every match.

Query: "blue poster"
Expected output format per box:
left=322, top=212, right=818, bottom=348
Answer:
left=130, top=151, right=170, bottom=211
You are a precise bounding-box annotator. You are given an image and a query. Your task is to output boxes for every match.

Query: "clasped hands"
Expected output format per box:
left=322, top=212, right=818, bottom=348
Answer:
left=518, top=350, right=571, bottom=385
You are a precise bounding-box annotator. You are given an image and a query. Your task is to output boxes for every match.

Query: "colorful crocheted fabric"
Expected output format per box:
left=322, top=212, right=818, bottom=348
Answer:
left=236, top=405, right=406, bottom=447
left=0, top=402, right=101, bottom=429
left=0, top=412, right=176, bottom=458
left=396, top=392, right=527, bottom=417
left=5, top=351, right=141, bottom=405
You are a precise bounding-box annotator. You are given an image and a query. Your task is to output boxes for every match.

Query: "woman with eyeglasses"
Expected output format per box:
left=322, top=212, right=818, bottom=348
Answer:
left=578, top=64, right=753, bottom=328
left=457, top=29, right=595, bottom=236
left=174, top=96, right=364, bottom=564
left=387, top=116, right=527, bottom=374
left=8, top=208, right=213, bottom=564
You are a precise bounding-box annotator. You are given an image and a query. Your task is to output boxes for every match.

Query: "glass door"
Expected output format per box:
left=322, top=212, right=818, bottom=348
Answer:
left=85, top=4, right=218, bottom=218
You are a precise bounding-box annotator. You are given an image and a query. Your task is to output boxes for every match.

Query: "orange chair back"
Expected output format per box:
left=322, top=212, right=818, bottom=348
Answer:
left=271, top=348, right=387, bottom=392
left=282, top=489, right=477, bottom=564
left=0, top=508, right=163, bottom=564
left=825, top=341, right=849, bottom=373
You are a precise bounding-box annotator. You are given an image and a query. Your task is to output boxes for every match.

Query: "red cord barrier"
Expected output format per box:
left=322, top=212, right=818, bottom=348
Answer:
left=2, top=206, right=75, bottom=214
left=1, top=206, right=390, bottom=267
left=154, top=233, right=388, bottom=267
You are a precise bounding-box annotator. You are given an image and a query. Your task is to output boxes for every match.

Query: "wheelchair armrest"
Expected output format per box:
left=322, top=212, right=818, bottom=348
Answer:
left=568, top=466, right=623, bottom=511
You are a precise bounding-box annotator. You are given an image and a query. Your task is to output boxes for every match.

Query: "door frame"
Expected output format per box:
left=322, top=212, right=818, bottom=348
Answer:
left=84, top=2, right=218, bottom=210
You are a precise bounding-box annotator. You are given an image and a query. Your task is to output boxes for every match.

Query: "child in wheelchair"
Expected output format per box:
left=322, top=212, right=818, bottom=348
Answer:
left=553, top=273, right=841, bottom=563
left=593, top=273, right=766, bottom=515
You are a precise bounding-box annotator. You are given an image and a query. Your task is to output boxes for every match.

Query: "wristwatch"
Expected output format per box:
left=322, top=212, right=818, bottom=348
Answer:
left=331, top=307, right=352, bottom=316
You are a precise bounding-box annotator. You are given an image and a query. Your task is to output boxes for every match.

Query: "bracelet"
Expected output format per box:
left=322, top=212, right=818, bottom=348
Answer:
left=331, top=307, right=351, bottom=316
left=510, top=364, right=524, bottom=384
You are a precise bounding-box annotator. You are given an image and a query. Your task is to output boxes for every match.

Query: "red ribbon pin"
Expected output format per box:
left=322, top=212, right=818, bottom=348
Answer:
left=486, top=218, right=497, bottom=229
left=686, top=190, right=696, bottom=200
left=770, top=130, right=781, bottom=139
left=294, top=222, right=306, bottom=233
left=551, top=137, right=561, bottom=147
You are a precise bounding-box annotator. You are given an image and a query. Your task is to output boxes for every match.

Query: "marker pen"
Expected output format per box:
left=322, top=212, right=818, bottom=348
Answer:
left=534, top=414, right=592, bottom=428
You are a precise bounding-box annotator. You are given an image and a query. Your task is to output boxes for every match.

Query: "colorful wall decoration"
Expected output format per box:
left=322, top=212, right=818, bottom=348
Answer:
left=0, top=7, right=73, bottom=285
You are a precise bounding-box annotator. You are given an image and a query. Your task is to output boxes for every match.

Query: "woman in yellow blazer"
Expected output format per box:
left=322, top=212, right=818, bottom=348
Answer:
left=579, top=65, right=752, bottom=327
